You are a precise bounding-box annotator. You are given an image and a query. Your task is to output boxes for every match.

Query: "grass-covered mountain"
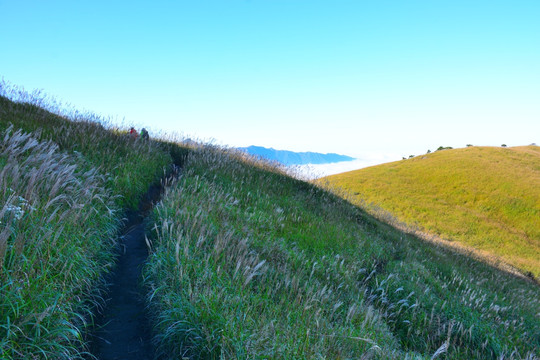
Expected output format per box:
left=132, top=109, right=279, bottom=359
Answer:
left=325, top=146, right=540, bottom=279
left=1, top=84, right=539, bottom=359
left=239, top=145, right=355, bottom=165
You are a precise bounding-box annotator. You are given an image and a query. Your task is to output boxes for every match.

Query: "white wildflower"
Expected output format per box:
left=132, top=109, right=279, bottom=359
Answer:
left=6, top=205, right=25, bottom=220
left=18, top=196, right=36, bottom=212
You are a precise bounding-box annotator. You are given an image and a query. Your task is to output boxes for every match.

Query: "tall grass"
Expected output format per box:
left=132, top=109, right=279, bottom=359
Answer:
left=144, top=145, right=540, bottom=359
left=0, top=84, right=178, bottom=359
left=0, top=127, right=119, bottom=359
left=0, top=80, right=172, bottom=209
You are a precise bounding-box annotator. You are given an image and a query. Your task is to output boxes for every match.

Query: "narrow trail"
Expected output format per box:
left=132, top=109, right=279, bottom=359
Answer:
left=89, top=182, right=163, bottom=360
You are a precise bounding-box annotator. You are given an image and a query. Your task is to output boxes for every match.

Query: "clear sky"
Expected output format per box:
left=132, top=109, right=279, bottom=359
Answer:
left=1, top=0, right=539, bottom=167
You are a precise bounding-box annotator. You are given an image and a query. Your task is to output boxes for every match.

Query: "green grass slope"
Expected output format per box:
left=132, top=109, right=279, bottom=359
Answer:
left=144, top=146, right=539, bottom=359
left=325, top=146, right=540, bottom=279
left=0, top=85, right=178, bottom=359
left=2, top=82, right=539, bottom=359
left=0, top=90, right=172, bottom=209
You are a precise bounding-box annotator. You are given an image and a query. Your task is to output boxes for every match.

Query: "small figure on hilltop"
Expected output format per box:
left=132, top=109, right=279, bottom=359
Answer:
left=129, top=127, right=138, bottom=139
left=140, top=128, right=149, bottom=141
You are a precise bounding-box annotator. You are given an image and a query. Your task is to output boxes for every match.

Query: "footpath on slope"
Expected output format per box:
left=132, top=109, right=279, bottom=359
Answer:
left=88, top=175, right=170, bottom=360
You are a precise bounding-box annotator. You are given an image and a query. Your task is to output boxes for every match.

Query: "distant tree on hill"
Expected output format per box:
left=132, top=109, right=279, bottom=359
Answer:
left=427, top=149, right=431, bottom=153
left=501, top=144, right=507, bottom=147
left=436, top=146, right=453, bottom=151
left=466, top=144, right=473, bottom=147
left=409, top=155, right=415, bottom=158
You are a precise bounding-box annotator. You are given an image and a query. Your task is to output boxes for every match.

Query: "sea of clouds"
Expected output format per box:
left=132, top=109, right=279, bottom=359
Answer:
left=290, top=155, right=399, bottom=180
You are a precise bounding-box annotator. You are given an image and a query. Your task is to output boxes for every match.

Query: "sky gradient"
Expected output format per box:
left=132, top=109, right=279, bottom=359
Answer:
left=1, top=0, right=539, bottom=168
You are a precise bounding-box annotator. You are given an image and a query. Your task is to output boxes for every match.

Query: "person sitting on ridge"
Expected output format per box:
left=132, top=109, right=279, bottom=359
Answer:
left=140, top=128, right=149, bottom=141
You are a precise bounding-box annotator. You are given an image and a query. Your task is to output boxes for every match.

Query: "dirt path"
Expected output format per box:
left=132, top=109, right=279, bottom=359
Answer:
left=89, top=183, right=163, bottom=360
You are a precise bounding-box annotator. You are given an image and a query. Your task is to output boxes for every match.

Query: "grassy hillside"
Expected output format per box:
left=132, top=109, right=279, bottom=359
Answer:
left=0, top=84, right=177, bottom=358
left=0, top=86, right=172, bottom=209
left=2, top=83, right=539, bottom=359
left=144, top=146, right=539, bottom=359
left=325, top=146, right=540, bottom=279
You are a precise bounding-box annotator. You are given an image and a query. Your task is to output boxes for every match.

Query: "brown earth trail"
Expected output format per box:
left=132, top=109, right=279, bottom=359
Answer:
left=88, top=183, right=163, bottom=360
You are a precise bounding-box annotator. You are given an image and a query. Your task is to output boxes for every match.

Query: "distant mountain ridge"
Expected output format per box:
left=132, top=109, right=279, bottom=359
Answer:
left=239, top=145, right=355, bottom=166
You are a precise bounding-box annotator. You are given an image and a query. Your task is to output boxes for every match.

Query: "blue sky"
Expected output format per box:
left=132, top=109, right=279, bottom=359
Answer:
left=1, top=0, right=539, bottom=168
